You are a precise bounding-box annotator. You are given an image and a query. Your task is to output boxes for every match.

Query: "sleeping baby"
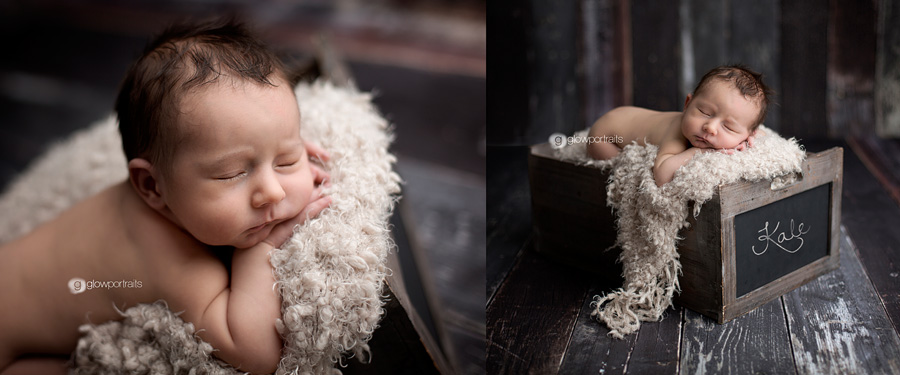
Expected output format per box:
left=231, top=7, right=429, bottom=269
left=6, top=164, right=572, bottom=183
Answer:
left=0, top=19, right=330, bottom=374
left=587, top=65, right=773, bottom=186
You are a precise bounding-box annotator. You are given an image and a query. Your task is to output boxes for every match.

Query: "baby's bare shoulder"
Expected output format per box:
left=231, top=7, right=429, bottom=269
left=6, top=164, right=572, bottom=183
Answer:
left=120, top=190, right=228, bottom=317
left=655, top=119, right=691, bottom=157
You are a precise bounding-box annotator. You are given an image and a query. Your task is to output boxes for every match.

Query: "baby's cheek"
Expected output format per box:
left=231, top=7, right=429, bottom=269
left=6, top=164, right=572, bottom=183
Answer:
left=289, top=169, right=315, bottom=210
left=208, top=201, right=245, bottom=237
left=187, top=209, right=240, bottom=246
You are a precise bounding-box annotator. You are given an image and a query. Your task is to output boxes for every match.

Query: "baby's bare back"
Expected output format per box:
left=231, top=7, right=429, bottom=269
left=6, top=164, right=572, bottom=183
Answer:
left=0, top=182, right=226, bottom=366
left=589, top=106, right=683, bottom=148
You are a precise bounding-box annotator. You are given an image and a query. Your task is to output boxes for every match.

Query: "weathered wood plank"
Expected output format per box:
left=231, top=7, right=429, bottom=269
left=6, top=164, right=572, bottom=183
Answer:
left=527, top=0, right=583, bottom=143
left=487, top=146, right=534, bottom=304
left=827, top=0, right=876, bottom=137
left=833, top=141, right=900, bottom=335
left=847, top=136, right=900, bottom=209
left=580, top=0, right=630, bottom=128
left=717, top=149, right=843, bottom=219
left=558, top=285, right=681, bottom=374
left=676, top=199, right=725, bottom=322
left=631, top=0, right=681, bottom=110
left=528, top=144, right=621, bottom=277
left=680, top=297, right=796, bottom=374
left=486, top=246, right=593, bottom=374
left=394, top=158, right=486, bottom=374
left=730, top=0, right=781, bottom=131
left=558, top=285, right=638, bottom=375
left=342, top=284, right=441, bottom=375
left=780, top=0, right=828, bottom=138
left=782, top=227, right=900, bottom=374
left=679, top=0, right=727, bottom=97
left=624, top=305, right=682, bottom=373
left=877, top=0, right=900, bottom=136
left=486, top=2, right=530, bottom=145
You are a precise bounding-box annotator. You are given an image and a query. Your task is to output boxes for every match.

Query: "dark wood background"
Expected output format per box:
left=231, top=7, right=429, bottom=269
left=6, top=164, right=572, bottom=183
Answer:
left=489, top=0, right=899, bottom=146
left=488, top=1, right=900, bottom=373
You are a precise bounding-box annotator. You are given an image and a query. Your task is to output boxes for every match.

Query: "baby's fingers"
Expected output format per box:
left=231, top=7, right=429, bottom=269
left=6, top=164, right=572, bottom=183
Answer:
left=310, top=164, right=331, bottom=187
left=299, top=195, right=332, bottom=222
left=305, top=140, right=331, bottom=163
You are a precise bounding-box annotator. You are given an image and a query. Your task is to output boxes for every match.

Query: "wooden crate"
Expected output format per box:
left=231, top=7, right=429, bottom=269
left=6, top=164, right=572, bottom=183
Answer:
left=528, top=144, right=844, bottom=323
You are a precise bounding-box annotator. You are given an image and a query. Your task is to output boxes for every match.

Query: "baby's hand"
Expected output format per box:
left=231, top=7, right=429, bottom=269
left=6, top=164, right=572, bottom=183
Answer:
left=262, top=186, right=332, bottom=249
left=734, top=128, right=765, bottom=152
left=305, top=139, right=331, bottom=188
left=305, top=139, right=330, bottom=161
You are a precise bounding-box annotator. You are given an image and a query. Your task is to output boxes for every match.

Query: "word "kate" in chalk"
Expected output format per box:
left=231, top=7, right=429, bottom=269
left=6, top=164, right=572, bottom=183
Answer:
left=751, top=219, right=810, bottom=256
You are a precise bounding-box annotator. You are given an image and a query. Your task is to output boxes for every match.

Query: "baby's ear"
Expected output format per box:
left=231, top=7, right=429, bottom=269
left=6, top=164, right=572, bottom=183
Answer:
left=128, top=158, right=166, bottom=210
left=684, top=94, right=693, bottom=110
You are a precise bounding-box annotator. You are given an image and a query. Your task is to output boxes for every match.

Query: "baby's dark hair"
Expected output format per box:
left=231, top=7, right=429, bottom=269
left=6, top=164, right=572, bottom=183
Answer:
left=692, top=65, right=773, bottom=129
left=115, top=17, right=286, bottom=169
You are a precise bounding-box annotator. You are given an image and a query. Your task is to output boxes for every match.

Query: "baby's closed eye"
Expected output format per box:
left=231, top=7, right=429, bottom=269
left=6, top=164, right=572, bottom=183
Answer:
left=277, top=159, right=299, bottom=168
left=216, top=171, right=246, bottom=181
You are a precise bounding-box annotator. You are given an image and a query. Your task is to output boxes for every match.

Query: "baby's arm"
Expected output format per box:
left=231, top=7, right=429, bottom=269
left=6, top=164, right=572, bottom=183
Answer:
left=198, top=243, right=284, bottom=374
left=653, top=147, right=703, bottom=187
left=197, top=162, right=332, bottom=374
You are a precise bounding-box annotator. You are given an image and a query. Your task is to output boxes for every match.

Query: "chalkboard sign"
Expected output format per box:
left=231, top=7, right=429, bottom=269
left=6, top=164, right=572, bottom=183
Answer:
left=734, top=183, right=832, bottom=297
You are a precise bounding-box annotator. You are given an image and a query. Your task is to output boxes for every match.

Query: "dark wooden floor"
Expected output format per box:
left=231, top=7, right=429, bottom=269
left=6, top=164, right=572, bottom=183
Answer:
left=487, top=138, right=900, bottom=374
left=0, top=3, right=484, bottom=374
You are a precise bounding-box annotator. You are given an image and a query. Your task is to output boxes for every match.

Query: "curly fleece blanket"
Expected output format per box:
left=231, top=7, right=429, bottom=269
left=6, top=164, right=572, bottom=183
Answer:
left=555, top=126, right=805, bottom=338
left=0, top=81, right=401, bottom=374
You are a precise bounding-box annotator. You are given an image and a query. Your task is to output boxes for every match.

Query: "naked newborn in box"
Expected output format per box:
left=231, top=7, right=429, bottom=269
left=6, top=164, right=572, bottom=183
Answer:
left=586, top=65, right=772, bottom=186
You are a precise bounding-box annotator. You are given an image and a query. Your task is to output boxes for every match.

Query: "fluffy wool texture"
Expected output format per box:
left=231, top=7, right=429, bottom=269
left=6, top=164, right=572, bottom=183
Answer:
left=555, top=126, right=805, bottom=338
left=0, top=81, right=401, bottom=374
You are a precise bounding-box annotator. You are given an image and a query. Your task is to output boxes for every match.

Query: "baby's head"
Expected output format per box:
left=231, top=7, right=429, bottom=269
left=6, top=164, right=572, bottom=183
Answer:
left=117, top=18, right=314, bottom=249
left=682, top=65, right=772, bottom=149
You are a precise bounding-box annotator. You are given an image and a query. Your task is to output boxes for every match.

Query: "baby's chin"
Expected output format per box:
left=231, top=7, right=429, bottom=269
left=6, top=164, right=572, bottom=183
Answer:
left=230, top=232, right=269, bottom=249
left=690, top=140, right=715, bottom=149
left=208, top=225, right=274, bottom=249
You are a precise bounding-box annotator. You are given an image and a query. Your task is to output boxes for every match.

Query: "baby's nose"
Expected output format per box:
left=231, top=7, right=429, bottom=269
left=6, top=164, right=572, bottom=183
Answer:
left=252, top=172, right=286, bottom=208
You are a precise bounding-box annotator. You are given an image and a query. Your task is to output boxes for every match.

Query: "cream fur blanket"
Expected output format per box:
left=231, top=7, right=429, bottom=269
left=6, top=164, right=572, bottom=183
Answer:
left=555, top=126, right=805, bottom=338
left=0, top=81, right=401, bottom=374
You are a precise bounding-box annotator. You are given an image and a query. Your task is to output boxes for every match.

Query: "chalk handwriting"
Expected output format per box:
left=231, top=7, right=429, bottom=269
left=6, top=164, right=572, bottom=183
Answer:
left=752, top=219, right=810, bottom=256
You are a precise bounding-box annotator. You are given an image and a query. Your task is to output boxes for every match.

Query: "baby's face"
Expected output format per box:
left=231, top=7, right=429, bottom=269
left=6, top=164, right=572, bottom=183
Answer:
left=681, top=80, right=759, bottom=150
left=159, top=79, right=314, bottom=248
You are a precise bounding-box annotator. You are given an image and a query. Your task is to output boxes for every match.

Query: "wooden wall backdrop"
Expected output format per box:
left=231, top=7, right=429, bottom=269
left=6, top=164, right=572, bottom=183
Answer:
left=879, top=0, right=900, bottom=136
left=489, top=0, right=900, bottom=145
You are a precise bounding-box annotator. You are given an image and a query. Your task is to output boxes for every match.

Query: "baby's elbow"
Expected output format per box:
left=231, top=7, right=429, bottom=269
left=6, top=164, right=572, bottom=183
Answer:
left=654, top=176, right=669, bottom=187
left=652, top=166, right=672, bottom=187
left=218, top=332, right=281, bottom=374
left=230, top=345, right=281, bottom=375
left=253, top=349, right=282, bottom=375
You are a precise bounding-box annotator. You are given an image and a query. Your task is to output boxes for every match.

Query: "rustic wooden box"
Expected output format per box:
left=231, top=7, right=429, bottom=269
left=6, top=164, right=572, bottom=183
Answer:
left=528, top=144, right=843, bottom=323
